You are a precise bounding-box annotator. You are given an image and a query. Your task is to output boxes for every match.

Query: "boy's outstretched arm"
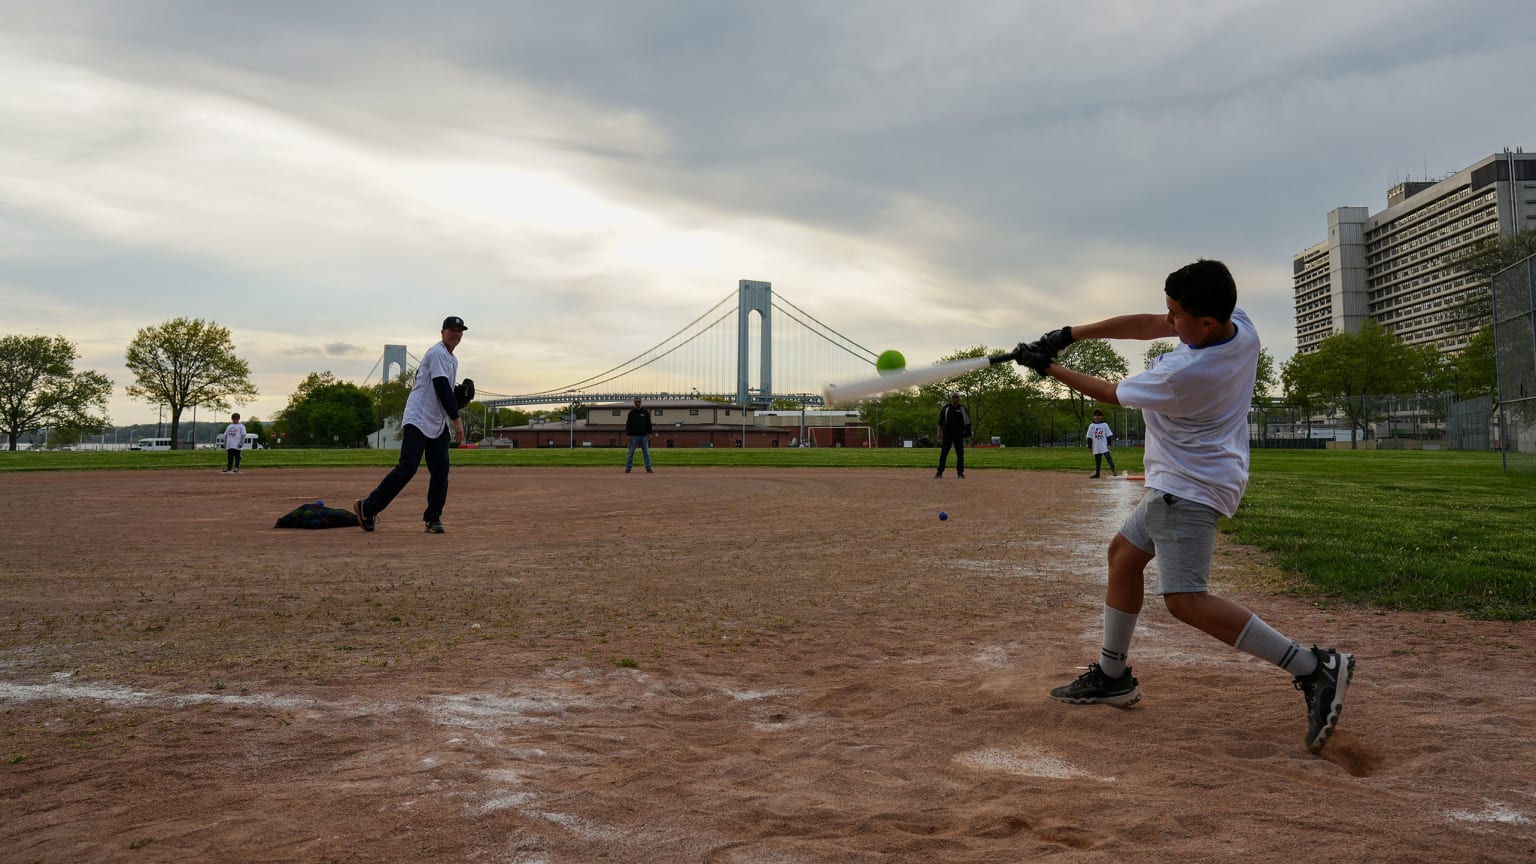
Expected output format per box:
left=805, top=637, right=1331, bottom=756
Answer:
left=1068, top=313, right=1175, bottom=342
left=1029, top=313, right=1174, bottom=405
left=1047, top=364, right=1121, bottom=405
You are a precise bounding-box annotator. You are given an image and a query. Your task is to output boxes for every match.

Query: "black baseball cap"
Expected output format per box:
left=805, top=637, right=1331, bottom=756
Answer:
left=442, top=316, right=468, bottom=331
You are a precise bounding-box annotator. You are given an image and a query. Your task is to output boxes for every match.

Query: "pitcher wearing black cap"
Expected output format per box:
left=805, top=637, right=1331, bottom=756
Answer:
left=355, top=316, right=469, bottom=534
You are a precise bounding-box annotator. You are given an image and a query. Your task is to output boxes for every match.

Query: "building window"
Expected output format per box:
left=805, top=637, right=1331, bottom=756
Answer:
left=654, top=409, right=664, bottom=416
left=690, top=409, right=700, bottom=416
left=611, top=410, right=621, bottom=417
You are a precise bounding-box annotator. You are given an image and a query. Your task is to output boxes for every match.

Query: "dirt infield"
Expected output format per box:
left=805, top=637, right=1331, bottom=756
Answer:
left=2, top=467, right=1533, bottom=863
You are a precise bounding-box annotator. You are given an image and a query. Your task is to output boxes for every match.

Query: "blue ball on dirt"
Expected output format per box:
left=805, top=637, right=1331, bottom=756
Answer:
left=939, top=511, right=948, bottom=521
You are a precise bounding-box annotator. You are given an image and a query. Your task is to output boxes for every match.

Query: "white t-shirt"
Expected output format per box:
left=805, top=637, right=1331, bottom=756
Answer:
left=1113, top=307, right=1258, bottom=517
left=1085, top=421, right=1114, bottom=454
left=401, top=341, right=459, bottom=437
left=222, top=422, right=247, bottom=450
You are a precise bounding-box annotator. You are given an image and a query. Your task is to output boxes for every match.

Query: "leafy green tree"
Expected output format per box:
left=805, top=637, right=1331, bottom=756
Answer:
left=859, top=346, right=1037, bottom=446
left=1451, top=326, right=1497, bottom=399
left=914, top=346, right=1026, bottom=441
left=1143, top=340, right=1176, bottom=369
left=368, top=366, right=414, bottom=428
left=860, top=388, right=935, bottom=446
left=1039, top=340, right=1130, bottom=432
left=1281, top=350, right=1325, bottom=439
left=1254, top=347, right=1277, bottom=401
left=494, top=407, right=530, bottom=428
left=279, top=373, right=376, bottom=446
left=1305, top=320, right=1437, bottom=447
left=124, top=318, right=258, bottom=450
left=0, top=334, right=114, bottom=451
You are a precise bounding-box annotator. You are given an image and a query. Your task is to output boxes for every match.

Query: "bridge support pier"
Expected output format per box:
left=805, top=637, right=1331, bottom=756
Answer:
left=738, top=280, right=772, bottom=407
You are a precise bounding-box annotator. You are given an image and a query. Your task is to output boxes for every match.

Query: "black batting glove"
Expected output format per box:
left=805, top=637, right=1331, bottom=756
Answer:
left=1038, top=326, right=1074, bottom=355
left=1014, top=344, right=1053, bottom=374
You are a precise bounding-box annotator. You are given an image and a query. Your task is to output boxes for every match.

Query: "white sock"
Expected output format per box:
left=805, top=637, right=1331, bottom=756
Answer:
left=1233, top=615, right=1317, bottom=677
left=1099, top=605, right=1138, bottom=678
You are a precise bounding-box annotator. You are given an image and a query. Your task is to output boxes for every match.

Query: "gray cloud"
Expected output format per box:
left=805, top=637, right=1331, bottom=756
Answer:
left=3, top=1, right=1534, bottom=421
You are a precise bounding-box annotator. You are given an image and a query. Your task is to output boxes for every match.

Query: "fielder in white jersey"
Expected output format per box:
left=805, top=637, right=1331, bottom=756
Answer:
left=1084, top=409, right=1116, bottom=477
left=1012, top=259, right=1354, bottom=753
left=221, top=413, right=247, bottom=474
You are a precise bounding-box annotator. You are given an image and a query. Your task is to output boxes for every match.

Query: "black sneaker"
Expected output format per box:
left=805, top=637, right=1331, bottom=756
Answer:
left=425, top=519, right=445, bottom=534
left=625, top=467, right=631, bottom=473
left=1295, top=646, right=1354, bottom=752
left=1049, top=663, right=1141, bottom=708
left=354, top=499, right=375, bottom=532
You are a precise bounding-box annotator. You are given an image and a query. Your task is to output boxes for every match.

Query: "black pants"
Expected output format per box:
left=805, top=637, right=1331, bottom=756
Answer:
left=225, top=448, right=242, bottom=470
left=363, top=423, right=452, bottom=522
left=1094, top=451, right=1117, bottom=475
left=937, top=436, right=965, bottom=475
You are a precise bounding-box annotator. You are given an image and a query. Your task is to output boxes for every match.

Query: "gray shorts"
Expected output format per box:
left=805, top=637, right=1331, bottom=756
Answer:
left=1119, top=488, right=1220, bottom=595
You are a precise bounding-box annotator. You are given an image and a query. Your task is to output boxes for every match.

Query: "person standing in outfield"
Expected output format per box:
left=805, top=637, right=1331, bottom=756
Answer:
left=934, top=392, right=971, bottom=479
left=221, top=412, right=246, bottom=474
left=1085, top=408, right=1117, bottom=478
left=624, top=398, right=653, bottom=473
left=355, top=316, right=468, bottom=535
left=1014, top=259, right=1353, bottom=752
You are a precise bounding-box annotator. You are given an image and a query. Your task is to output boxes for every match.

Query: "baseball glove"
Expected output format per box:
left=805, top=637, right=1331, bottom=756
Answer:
left=454, top=378, right=475, bottom=408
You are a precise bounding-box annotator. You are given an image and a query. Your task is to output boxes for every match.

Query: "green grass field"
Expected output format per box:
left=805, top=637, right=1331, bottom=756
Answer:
left=5, top=446, right=1532, bottom=620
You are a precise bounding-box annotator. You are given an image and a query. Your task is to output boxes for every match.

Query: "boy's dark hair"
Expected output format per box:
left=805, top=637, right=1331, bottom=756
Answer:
left=1164, top=259, right=1237, bottom=322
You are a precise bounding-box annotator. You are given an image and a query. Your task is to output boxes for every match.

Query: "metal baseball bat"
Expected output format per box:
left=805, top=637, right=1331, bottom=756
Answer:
left=821, top=349, right=1021, bottom=406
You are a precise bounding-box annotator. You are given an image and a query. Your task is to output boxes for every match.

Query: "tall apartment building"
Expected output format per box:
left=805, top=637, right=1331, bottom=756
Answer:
left=1294, top=149, right=1536, bottom=355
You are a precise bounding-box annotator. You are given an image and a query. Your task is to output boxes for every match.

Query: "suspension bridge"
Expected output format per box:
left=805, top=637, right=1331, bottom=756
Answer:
left=367, top=281, right=881, bottom=409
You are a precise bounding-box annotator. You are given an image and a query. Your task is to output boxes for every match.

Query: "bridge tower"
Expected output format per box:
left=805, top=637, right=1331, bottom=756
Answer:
left=737, top=280, right=772, bottom=407
left=383, top=344, right=408, bottom=385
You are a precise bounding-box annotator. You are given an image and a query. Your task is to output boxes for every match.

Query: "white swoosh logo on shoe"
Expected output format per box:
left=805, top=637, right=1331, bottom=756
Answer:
left=1320, top=655, right=1337, bottom=672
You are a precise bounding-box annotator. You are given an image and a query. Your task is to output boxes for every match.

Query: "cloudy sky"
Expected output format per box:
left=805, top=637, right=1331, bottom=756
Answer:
left=3, top=1, right=1534, bottom=424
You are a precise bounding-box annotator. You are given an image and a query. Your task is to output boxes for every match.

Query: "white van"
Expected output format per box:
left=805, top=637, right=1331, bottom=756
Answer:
left=132, top=437, right=173, bottom=451
left=237, top=433, right=263, bottom=450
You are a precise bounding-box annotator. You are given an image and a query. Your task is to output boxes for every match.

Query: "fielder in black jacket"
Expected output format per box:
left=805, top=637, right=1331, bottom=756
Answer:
left=935, top=392, right=971, bottom=479
left=625, top=398, right=654, bottom=473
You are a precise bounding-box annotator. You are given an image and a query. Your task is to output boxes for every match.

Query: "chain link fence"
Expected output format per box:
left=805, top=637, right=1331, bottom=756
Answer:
left=1492, top=255, right=1536, bottom=472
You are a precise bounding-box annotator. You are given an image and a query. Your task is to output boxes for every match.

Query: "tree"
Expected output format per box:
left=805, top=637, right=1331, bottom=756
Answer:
left=914, top=346, right=1027, bottom=440
left=279, top=373, right=376, bottom=446
left=1254, top=347, right=1277, bottom=401
left=860, top=388, right=934, bottom=446
left=1281, top=351, right=1325, bottom=440
left=1143, top=340, right=1176, bottom=369
left=124, top=318, right=258, bottom=450
left=0, top=334, right=114, bottom=451
left=368, top=366, right=414, bottom=427
left=1451, top=326, right=1497, bottom=399
left=859, top=346, right=1039, bottom=446
left=1039, top=340, right=1130, bottom=432
left=1305, top=320, right=1436, bottom=447
left=1445, top=227, right=1536, bottom=327
left=494, top=407, right=530, bottom=428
